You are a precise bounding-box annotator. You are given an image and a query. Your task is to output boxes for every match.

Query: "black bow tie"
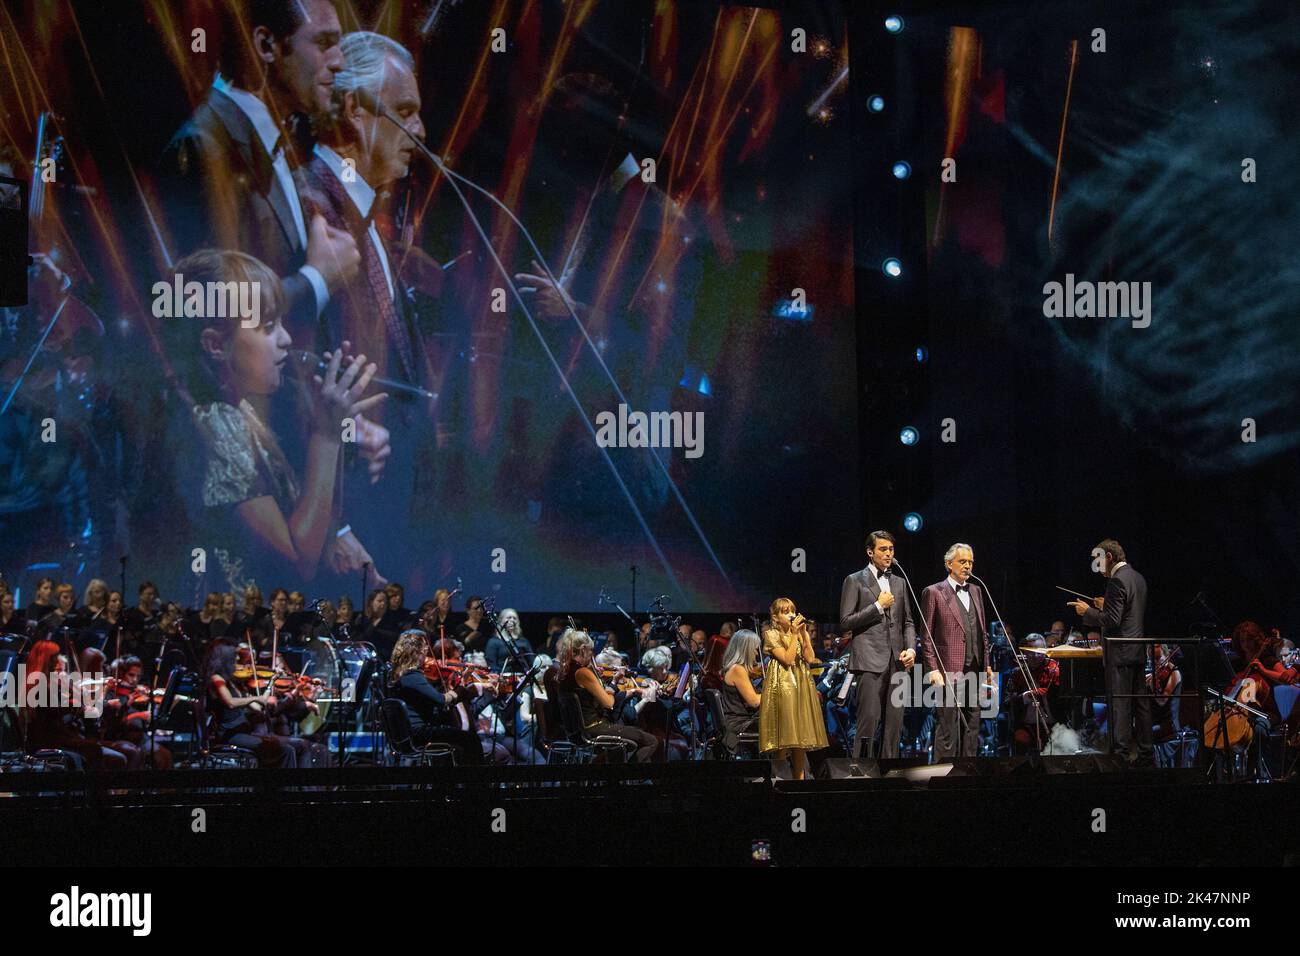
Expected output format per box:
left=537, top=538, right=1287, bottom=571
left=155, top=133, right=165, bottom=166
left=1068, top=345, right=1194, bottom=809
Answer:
left=875, top=566, right=891, bottom=577
left=955, top=583, right=969, bottom=593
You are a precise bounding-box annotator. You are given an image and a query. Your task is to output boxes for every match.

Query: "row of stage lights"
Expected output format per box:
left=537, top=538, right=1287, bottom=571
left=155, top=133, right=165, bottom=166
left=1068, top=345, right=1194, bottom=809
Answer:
left=876, top=16, right=924, bottom=535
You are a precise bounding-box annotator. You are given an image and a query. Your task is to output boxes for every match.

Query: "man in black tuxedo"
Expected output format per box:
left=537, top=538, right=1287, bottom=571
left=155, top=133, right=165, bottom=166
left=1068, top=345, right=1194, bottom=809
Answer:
left=839, top=531, right=918, bottom=758
left=1068, top=538, right=1152, bottom=765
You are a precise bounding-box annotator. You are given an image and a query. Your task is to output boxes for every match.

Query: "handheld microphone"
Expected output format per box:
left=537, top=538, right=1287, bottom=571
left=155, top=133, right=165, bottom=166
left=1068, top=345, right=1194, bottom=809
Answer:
left=288, top=349, right=435, bottom=401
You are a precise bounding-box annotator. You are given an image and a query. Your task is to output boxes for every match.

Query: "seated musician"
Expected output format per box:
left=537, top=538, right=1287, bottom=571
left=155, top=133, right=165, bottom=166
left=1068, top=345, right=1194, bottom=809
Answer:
left=41, top=583, right=78, bottom=635
left=1147, top=643, right=1183, bottom=737
left=719, top=629, right=763, bottom=754
left=455, top=596, right=493, bottom=655
left=202, top=642, right=311, bottom=768
left=22, top=640, right=128, bottom=770
left=555, top=629, right=658, bottom=762
left=1008, top=633, right=1061, bottom=751
left=0, top=589, right=26, bottom=634
left=101, top=655, right=174, bottom=770
left=388, top=629, right=490, bottom=764
left=485, top=607, right=533, bottom=672
left=251, top=588, right=291, bottom=660
left=25, top=576, right=57, bottom=624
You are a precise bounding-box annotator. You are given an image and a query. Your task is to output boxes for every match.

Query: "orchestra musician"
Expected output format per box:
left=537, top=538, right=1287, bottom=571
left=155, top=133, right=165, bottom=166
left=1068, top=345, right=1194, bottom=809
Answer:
left=102, top=655, right=174, bottom=770
left=21, top=640, right=128, bottom=770
left=555, top=629, right=658, bottom=762
left=758, top=599, right=828, bottom=779
left=25, top=577, right=57, bottom=624
left=0, top=589, right=26, bottom=634
left=456, top=596, right=493, bottom=654
left=388, top=629, right=490, bottom=764
left=719, top=629, right=762, bottom=754
left=485, top=608, right=533, bottom=672
left=202, top=641, right=311, bottom=768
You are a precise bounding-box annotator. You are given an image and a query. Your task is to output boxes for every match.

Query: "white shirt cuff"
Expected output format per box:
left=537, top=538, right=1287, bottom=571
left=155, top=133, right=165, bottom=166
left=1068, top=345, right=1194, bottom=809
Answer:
left=299, top=265, right=330, bottom=315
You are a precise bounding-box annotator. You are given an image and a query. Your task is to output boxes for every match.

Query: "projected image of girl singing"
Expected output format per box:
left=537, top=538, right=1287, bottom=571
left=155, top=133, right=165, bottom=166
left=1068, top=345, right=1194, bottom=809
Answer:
left=163, top=249, right=385, bottom=592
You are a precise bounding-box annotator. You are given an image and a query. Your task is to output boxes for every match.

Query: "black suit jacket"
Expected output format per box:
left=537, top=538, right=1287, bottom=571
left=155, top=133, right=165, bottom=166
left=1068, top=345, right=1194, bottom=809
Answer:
left=839, top=566, right=917, bottom=674
left=1083, top=563, right=1148, bottom=665
left=158, top=87, right=317, bottom=331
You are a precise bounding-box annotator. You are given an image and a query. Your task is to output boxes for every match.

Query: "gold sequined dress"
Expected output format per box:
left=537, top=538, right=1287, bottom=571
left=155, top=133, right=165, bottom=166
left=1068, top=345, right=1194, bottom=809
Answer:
left=758, top=627, right=829, bottom=753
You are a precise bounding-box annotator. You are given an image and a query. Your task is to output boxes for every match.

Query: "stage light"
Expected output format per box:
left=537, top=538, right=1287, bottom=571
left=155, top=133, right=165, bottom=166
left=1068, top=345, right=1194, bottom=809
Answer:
left=915, top=346, right=929, bottom=363
left=884, top=15, right=904, bottom=34
left=882, top=258, right=902, bottom=278
left=892, top=161, right=911, bottom=180
left=903, top=512, right=923, bottom=533
left=899, top=426, right=919, bottom=446
left=868, top=95, right=885, bottom=113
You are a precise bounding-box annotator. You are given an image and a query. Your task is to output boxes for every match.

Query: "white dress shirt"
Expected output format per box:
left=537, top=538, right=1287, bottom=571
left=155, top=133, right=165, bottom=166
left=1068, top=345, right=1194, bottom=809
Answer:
left=314, top=144, right=395, bottom=298
left=947, top=575, right=971, bottom=612
left=870, top=563, right=892, bottom=616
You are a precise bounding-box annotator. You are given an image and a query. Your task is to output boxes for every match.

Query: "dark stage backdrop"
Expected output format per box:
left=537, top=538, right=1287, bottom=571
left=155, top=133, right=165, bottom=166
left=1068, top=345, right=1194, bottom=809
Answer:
left=0, top=1, right=859, bottom=615
left=869, top=0, right=1300, bottom=640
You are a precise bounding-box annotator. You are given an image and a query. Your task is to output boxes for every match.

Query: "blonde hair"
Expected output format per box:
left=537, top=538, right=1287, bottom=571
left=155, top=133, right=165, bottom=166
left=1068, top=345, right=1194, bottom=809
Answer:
left=769, top=597, right=796, bottom=629
left=556, top=628, right=594, bottom=679
left=388, top=630, right=429, bottom=684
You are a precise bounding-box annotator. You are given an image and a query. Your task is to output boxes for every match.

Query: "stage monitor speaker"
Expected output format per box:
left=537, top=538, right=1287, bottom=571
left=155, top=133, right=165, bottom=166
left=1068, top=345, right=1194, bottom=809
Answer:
left=0, top=176, right=28, bottom=307
left=817, top=758, right=880, bottom=779
left=880, top=757, right=954, bottom=782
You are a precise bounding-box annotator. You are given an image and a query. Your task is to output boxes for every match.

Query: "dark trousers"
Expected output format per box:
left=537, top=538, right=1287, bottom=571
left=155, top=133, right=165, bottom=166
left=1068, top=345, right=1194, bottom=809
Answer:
left=226, top=731, right=311, bottom=768
left=412, top=726, right=485, bottom=765
left=1107, top=657, right=1153, bottom=759
left=853, top=663, right=905, bottom=758
left=935, top=654, right=984, bottom=760
left=587, top=720, right=659, bottom=763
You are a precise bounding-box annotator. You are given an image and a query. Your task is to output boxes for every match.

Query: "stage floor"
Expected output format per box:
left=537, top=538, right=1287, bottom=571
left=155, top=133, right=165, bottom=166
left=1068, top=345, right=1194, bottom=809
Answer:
left=3, top=762, right=1295, bottom=866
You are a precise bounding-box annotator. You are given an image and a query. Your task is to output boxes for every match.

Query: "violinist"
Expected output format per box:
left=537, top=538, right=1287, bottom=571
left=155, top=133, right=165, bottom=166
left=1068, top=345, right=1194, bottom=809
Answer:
left=1008, top=633, right=1061, bottom=752
left=719, top=630, right=763, bottom=754
left=98, top=654, right=174, bottom=770
left=556, top=629, right=658, bottom=762
left=104, top=657, right=156, bottom=741
left=22, top=640, right=128, bottom=770
left=202, top=642, right=311, bottom=768
left=1146, top=642, right=1183, bottom=739
left=388, top=630, right=487, bottom=764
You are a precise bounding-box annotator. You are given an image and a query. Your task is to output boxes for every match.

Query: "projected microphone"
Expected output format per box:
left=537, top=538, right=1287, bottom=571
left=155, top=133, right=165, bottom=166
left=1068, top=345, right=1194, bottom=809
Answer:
left=288, top=350, right=436, bottom=401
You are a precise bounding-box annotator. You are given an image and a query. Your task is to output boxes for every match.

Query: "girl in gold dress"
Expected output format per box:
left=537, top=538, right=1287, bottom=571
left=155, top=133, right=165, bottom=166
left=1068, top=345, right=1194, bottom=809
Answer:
left=758, top=597, right=829, bottom=779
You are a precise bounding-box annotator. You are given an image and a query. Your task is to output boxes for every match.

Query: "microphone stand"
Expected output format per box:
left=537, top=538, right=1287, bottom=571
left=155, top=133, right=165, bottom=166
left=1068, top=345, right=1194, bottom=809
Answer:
left=971, top=573, right=1051, bottom=755
left=363, top=97, right=689, bottom=596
